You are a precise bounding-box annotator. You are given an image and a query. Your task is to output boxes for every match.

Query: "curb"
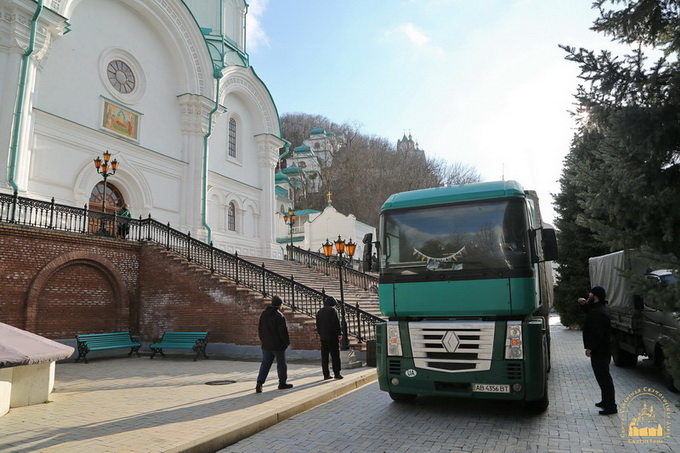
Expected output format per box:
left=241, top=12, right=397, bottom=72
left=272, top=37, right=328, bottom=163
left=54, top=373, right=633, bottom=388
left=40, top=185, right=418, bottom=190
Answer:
left=168, top=368, right=378, bottom=453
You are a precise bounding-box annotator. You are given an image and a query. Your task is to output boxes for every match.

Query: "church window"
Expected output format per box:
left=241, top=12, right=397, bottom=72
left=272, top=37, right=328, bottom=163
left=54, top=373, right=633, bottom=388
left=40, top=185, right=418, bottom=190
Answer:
left=228, top=118, right=237, bottom=158
left=107, top=60, right=136, bottom=94
left=228, top=202, right=236, bottom=231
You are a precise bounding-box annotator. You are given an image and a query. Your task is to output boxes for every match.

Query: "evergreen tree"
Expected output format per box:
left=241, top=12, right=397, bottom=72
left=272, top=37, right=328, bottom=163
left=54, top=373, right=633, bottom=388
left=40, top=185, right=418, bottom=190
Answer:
left=559, top=0, right=680, bottom=388
left=554, top=128, right=610, bottom=328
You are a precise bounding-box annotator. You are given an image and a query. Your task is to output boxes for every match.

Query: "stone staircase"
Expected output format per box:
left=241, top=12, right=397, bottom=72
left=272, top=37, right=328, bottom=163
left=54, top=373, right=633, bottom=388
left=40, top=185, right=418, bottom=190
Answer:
left=241, top=255, right=383, bottom=320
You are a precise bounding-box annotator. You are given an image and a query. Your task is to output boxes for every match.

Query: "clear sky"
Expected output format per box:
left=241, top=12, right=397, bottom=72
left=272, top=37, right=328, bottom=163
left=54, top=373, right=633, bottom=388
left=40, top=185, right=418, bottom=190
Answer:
left=245, top=0, right=618, bottom=224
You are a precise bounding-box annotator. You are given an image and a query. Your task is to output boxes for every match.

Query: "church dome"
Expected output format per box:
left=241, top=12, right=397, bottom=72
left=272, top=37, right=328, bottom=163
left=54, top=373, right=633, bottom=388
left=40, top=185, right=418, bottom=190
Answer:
left=275, top=171, right=289, bottom=183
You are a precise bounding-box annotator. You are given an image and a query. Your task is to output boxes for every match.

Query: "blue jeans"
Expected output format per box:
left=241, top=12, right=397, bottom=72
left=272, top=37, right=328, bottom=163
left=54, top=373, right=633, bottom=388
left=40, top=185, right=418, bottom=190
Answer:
left=257, top=349, right=288, bottom=385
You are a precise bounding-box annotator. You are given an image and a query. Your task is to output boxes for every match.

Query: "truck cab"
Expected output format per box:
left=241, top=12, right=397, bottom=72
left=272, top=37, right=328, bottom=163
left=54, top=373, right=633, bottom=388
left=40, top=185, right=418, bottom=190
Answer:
left=375, top=181, right=557, bottom=411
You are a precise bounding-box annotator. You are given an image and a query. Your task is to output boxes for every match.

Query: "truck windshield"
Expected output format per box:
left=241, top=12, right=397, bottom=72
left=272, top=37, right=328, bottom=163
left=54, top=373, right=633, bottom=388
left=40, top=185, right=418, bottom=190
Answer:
left=381, top=198, right=530, bottom=275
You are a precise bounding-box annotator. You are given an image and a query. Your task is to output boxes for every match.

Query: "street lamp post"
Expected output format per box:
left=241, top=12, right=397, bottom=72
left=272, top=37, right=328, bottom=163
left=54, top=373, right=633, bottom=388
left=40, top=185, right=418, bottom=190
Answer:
left=322, top=235, right=356, bottom=350
left=283, top=208, right=297, bottom=260
left=93, top=151, right=118, bottom=234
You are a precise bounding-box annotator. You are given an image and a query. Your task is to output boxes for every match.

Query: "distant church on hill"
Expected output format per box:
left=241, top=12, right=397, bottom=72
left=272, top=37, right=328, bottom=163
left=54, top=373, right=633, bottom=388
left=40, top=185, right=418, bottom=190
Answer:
left=0, top=0, right=285, bottom=258
left=397, top=132, right=425, bottom=158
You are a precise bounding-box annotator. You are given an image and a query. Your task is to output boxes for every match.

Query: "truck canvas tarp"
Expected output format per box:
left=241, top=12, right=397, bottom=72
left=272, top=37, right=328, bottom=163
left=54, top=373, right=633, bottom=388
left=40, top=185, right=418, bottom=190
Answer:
left=588, top=250, right=649, bottom=313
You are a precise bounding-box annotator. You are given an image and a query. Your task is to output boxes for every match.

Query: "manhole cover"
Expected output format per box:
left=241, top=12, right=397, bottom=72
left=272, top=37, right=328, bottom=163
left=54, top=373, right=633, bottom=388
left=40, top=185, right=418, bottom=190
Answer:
left=205, top=380, right=237, bottom=385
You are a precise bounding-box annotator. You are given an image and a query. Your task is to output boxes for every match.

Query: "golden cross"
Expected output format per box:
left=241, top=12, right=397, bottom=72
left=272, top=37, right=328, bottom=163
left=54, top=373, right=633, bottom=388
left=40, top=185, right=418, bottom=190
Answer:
left=326, top=191, right=332, bottom=204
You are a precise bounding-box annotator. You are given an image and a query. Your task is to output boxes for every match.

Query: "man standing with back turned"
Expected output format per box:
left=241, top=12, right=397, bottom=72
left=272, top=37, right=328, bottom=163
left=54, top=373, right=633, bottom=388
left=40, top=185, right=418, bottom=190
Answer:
left=255, top=295, right=293, bottom=393
left=578, top=285, right=617, bottom=415
left=316, top=296, right=343, bottom=380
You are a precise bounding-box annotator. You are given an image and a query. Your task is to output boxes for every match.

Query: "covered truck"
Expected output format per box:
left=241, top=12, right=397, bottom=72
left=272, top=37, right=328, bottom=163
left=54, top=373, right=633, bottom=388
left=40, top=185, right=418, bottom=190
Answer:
left=589, top=250, right=678, bottom=391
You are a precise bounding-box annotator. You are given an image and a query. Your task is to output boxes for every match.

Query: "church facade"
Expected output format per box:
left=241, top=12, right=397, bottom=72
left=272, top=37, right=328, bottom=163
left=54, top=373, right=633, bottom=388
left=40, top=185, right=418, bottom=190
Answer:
left=0, top=0, right=285, bottom=258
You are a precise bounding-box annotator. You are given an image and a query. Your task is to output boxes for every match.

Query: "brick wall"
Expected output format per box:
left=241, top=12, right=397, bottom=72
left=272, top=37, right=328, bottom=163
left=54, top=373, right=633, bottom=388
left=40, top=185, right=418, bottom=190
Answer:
left=0, top=224, right=320, bottom=351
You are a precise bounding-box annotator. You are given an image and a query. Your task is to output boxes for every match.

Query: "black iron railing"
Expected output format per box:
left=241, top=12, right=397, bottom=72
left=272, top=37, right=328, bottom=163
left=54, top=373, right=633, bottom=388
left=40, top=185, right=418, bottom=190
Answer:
left=0, top=191, right=383, bottom=343
left=287, top=245, right=378, bottom=292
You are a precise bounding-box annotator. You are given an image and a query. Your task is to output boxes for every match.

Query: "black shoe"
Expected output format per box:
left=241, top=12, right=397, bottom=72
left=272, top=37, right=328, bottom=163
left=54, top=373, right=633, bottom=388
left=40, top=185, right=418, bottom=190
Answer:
left=255, top=383, right=262, bottom=393
left=599, top=408, right=617, bottom=415
left=334, top=375, right=344, bottom=380
left=595, top=401, right=604, bottom=408
left=323, top=375, right=333, bottom=380
left=278, top=383, right=293, bottom=390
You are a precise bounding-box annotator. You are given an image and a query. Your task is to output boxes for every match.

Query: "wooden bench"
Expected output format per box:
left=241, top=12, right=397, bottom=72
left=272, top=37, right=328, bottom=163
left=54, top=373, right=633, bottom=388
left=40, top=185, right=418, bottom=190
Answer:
left=149, top=332, right=209, bottom=361
left=75, top=332, right=141, bottom=363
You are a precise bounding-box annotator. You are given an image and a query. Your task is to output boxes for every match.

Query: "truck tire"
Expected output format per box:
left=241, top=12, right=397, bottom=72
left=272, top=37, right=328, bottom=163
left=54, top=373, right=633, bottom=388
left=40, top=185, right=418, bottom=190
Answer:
left=611, top=337, right=637, bottom=368
left=389, top=392, right=417, bottom=403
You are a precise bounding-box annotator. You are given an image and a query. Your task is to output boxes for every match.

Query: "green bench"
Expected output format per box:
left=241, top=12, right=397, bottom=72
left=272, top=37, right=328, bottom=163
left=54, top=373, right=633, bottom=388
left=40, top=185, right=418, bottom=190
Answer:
left=149, top=332, right=209, bottom=361
left=75, top=332, right=141, bottom=363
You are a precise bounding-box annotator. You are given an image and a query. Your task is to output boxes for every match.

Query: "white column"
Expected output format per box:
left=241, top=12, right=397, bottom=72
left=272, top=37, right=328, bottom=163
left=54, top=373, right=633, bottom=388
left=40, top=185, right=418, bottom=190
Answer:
left=0, top=1, right=65, bottom=192
left=255, top=133, right=285, bottom=258
left=177, top=93, right=221, bottom=240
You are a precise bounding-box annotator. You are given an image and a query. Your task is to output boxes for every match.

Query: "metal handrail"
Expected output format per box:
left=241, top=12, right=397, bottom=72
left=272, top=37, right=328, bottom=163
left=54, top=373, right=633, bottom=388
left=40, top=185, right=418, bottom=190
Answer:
left=0, top=191, right=383, bottom=343
left=287, top=245, right=379, bottom=291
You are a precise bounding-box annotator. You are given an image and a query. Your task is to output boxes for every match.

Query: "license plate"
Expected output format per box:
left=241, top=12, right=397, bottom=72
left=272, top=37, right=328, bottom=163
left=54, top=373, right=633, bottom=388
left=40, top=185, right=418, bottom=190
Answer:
left=471, top=383, right=510, bottom=393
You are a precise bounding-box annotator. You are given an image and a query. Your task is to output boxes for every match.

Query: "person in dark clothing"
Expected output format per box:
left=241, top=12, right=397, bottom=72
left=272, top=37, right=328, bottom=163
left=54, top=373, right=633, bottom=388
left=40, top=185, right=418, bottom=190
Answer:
left=578, top=285, right=617, bottom=415
left=316, top=296, right=343, bottom=380
left=117, top=203, right=132, bottom=238
left=256, top=295, right=293, bottom=393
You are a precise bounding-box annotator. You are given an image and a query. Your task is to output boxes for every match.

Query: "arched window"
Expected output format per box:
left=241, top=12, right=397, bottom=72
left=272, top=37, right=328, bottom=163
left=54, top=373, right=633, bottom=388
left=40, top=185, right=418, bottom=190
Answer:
left=228, top=202, right=236, bottom=231
left=89, top=182, right=124, bottom=214
left=228, top=118, right=237, bottom=158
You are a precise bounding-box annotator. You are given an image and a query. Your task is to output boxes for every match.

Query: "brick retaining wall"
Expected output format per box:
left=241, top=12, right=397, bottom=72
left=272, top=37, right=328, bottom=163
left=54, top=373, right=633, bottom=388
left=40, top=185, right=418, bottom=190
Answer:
left=0, top=224, right=320, bottom=351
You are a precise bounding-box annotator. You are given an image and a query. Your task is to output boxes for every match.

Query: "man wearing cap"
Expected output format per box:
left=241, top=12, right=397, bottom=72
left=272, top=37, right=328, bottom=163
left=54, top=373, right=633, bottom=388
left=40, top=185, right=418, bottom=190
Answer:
left=255, top=295, right=293, bottom=393
left=578, top=286, right=617, bottom=415
left=316, top=296, right=343, bottom=380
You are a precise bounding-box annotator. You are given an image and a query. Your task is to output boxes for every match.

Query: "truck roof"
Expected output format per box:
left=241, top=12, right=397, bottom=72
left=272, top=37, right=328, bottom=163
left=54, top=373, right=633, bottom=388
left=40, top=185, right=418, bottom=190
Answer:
left=380, top=180, right=526, bottom=211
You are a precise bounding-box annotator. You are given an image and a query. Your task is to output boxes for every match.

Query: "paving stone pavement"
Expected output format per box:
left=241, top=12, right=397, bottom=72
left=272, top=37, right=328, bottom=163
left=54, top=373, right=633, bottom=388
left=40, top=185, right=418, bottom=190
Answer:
left=1, top=315, right=678, bottom=452
left=220, top=316, right=680, bottom=453
left=0, top=354, right=376, bottom=453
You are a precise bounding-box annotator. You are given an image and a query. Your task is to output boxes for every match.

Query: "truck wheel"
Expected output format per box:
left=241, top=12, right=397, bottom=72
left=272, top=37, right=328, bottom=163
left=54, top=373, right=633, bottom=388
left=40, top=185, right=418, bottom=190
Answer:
left=389, top=392, right=417, bottom=403
left=660, top=351, right=679, bottom=393
left=612, top=337, right=637, bottom=367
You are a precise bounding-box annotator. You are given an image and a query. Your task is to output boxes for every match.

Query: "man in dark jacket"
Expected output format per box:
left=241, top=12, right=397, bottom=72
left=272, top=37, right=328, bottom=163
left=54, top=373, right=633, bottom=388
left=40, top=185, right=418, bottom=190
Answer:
left=578, top=286, right=617, bottom=415
left=316, top=296, right=343, bottom=380
left=255, top=296, right=292, bottom=393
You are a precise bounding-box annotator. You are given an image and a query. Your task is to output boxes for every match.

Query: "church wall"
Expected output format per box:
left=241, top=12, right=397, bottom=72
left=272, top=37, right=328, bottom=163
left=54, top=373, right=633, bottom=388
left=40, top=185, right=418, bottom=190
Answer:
left=35, top=0, right=184, bottom=160
left=210, top=91, right=261, bottom=187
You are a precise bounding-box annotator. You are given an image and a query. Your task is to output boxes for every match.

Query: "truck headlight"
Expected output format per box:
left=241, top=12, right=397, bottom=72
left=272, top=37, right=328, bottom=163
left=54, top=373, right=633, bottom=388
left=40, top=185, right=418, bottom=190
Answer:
left=386, top=322, right=403, bottom=356
left=505, top=321, right=523, bottom=360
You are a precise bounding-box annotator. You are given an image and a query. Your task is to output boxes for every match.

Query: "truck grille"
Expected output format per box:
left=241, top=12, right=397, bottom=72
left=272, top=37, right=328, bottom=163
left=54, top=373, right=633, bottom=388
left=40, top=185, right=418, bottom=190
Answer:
left=409, top=321, right=495, bottom=373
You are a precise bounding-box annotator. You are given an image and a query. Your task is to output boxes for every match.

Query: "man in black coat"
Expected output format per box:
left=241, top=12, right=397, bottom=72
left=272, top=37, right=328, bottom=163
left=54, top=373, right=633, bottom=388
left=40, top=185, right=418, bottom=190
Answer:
left=578, top=285, right=617, bottom=415
left=255, top=296, right=293, bottom=393
left=316, top=296, right=343, bottom=380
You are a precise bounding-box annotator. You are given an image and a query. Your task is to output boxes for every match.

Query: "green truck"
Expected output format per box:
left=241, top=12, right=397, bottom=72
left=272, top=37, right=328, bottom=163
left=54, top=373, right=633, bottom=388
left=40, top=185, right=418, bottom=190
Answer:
left=374, top=180, right=558, bottom=411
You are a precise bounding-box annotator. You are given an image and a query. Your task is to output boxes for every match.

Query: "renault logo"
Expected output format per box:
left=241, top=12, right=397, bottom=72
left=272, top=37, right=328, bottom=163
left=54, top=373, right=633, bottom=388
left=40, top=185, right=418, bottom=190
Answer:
left=442, top=331, right=460, bottom=352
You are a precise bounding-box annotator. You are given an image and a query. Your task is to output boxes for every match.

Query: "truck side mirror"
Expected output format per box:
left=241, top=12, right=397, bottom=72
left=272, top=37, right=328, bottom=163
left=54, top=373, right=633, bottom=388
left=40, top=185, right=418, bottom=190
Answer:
left=541, top=228, right=558, bottom=262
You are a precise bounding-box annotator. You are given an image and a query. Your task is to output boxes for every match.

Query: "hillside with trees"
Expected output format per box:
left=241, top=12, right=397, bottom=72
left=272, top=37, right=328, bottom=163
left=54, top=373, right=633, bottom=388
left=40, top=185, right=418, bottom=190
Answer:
left=555, top=0, right=680, bottom=386
left=280, top=113, right=480, bottom=226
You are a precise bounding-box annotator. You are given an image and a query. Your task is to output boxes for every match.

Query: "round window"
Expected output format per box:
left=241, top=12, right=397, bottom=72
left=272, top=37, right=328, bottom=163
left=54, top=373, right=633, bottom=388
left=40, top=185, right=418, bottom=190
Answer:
left=107, top=60, right=136, bottom=94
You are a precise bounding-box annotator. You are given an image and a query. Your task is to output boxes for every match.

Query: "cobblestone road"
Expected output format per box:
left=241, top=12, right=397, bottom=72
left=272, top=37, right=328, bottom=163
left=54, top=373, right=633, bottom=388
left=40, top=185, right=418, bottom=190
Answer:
left=221, top=316, right=680, bottom=453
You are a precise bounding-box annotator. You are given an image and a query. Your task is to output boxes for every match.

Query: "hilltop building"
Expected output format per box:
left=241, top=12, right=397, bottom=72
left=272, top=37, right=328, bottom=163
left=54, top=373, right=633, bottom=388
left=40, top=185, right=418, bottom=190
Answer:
left=282, top=127, right=345, bottom=200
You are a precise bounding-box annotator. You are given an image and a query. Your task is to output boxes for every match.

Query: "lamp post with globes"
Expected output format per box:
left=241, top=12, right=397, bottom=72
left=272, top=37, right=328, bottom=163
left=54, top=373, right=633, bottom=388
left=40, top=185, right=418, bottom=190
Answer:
left=283, top=208, right=297, bottom=260
left=93, top=151, right=118, bottom=234
left=322, top=235, right=356, bottom=350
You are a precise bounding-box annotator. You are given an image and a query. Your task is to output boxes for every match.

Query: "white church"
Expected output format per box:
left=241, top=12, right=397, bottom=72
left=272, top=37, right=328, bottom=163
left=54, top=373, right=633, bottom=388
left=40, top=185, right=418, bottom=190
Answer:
left=0, top=0, right=286, bottom=258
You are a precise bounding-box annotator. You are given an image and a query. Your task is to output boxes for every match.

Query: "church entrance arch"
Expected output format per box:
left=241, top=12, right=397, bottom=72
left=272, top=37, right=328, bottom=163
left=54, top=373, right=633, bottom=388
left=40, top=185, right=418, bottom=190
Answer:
left=89, top=181, right=125, bottom=214
left=88, top=182, right=125, bottom=234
